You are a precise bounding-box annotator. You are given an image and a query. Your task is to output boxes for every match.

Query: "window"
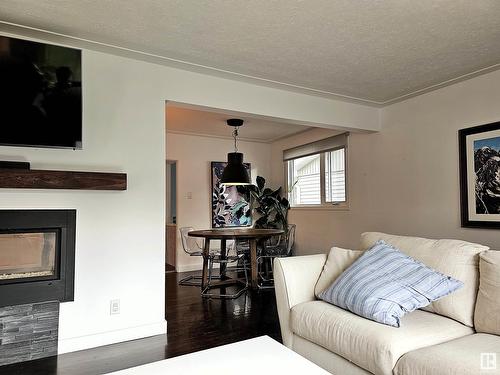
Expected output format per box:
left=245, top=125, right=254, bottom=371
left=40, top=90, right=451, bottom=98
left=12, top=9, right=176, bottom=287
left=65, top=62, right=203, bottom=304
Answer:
left=325, top=148, right=346, bottom=203
left=287, top=154, right=322, bottom=205
left=284, top=134, right=348, bottom=208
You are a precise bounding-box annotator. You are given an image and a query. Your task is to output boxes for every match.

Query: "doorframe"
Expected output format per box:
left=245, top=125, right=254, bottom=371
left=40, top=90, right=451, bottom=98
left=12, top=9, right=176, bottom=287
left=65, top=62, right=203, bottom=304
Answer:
left=166, top=160, right=178, bottom=271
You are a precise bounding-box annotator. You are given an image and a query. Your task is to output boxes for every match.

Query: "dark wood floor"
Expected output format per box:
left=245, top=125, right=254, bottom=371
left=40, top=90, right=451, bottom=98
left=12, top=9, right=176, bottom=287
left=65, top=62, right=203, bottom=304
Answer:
left=165, top=263, right=175, bottom=272
left=1, top=271, right=281, bottom=374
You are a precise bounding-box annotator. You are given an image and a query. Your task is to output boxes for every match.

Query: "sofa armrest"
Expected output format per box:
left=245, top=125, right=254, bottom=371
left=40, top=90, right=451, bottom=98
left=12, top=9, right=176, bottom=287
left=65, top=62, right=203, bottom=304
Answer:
left=274, top=254, right=327, bottom=348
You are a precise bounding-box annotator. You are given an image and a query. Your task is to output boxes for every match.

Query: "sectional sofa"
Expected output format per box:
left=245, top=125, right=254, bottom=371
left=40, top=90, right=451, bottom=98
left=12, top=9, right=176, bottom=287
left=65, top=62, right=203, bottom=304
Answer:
left=274, top=232, right=500, bottom=375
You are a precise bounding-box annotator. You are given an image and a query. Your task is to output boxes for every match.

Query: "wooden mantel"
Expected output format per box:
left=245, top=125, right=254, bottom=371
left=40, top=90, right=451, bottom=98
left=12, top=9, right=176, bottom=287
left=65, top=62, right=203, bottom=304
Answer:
left=0, top=168, right=127, bottom=190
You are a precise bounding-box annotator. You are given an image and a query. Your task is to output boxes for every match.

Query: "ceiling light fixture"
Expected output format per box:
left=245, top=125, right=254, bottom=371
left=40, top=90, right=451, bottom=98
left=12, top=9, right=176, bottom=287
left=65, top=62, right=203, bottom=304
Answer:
left=220, top=118, right=250, bottom=186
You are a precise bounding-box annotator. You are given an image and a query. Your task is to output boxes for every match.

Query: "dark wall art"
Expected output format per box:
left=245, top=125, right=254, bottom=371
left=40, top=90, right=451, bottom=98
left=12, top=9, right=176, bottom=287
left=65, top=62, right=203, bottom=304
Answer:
left=459, top=121, right=500, bottom=228
left=211, top=161, right=251, bottom=228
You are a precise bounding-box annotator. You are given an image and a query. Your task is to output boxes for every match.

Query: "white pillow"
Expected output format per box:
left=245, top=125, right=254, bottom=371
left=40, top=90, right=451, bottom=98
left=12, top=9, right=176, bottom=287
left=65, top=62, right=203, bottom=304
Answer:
left=314, top=246, right=363, bottom=298
left=475, top=250, right=500, bottom=335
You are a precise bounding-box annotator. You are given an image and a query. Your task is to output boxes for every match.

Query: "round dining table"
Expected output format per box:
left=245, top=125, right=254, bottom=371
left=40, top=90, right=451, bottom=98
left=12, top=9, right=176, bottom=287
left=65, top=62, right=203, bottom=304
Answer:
left=188, top=228, right=284, bottom=290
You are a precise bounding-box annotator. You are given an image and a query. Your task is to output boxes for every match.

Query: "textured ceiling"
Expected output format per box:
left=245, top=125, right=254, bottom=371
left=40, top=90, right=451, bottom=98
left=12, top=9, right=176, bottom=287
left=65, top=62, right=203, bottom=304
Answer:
left=166, top=105, right=309, bottom=142
left=1, top=1, right=500, bottom=104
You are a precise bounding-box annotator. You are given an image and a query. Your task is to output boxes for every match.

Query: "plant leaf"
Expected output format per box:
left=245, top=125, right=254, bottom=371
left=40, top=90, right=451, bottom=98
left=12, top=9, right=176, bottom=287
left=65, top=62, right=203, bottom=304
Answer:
left=262, top=188, right=273, bottom=196
left=271, top=187, right=282, bottom=197
left=256, top=176, right=265, bottom=191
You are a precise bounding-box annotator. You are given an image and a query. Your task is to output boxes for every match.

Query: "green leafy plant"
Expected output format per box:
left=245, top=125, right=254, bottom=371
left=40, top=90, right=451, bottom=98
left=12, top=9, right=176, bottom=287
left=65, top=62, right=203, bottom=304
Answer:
left=238, top=176, right=290, bottom=233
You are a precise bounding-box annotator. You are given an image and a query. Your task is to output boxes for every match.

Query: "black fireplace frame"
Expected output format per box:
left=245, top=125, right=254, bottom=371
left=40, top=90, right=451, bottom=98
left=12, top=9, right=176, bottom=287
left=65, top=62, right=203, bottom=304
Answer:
left=0, top=210, right=76, bottom=307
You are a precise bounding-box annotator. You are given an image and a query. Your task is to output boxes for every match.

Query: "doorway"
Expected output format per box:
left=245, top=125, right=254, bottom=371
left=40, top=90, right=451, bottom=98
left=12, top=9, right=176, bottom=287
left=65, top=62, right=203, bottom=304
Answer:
left=166, top=160, right=177, bottom=273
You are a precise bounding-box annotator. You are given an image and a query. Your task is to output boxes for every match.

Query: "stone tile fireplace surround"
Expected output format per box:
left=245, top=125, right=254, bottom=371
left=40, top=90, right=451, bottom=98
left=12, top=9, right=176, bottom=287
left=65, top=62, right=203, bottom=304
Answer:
left=0, top=301, right=59, bottom=366
left=0, top=210, right=76, bottom=366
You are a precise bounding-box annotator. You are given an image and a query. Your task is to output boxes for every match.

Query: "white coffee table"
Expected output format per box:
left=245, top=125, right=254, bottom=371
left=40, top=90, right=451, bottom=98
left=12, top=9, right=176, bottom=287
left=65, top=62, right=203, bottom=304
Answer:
left=107, top=336, right=329, bottom=374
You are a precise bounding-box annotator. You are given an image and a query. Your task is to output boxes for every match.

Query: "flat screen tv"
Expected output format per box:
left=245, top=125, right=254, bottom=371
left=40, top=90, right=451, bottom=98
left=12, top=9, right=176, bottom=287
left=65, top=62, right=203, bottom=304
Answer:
left=0, top=35, right=82, bottom=149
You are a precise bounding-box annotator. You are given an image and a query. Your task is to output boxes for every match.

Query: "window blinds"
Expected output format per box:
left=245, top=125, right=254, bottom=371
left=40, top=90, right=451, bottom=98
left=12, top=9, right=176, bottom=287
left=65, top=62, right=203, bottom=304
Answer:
left=283, top=133, right=348, bottom=161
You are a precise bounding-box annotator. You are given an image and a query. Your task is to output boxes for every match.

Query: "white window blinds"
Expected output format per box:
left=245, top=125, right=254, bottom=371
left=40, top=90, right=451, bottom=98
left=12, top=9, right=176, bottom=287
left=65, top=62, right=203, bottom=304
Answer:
left=283, top=133, right=348, bottom=161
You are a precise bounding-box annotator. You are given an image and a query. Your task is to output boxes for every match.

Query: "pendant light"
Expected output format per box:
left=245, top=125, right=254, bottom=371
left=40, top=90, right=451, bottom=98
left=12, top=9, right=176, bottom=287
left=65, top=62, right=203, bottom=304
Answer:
left=220, top=118, right=251, bottom=186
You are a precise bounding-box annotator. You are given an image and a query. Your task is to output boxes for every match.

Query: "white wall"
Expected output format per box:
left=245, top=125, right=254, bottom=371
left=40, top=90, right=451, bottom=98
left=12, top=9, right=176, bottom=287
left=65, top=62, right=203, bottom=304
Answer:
left=0, top=26, right=380, bottom=353
left=273, top=69, right=500, bottom=255
left=0, top=50, right=167, bottom=353
left=166, top=132, right=272, bottom=271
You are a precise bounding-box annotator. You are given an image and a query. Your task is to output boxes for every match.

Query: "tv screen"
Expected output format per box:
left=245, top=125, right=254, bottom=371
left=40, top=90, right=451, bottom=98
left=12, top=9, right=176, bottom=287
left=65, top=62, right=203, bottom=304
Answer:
left=0, top=36, right=82, bottom=149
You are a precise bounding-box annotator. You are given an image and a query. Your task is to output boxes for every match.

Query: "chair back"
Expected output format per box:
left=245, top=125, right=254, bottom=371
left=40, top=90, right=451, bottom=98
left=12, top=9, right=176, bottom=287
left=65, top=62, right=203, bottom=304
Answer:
left=179, top=227, right=203, bottom=255
left=285, top=224, right=296, bottom=256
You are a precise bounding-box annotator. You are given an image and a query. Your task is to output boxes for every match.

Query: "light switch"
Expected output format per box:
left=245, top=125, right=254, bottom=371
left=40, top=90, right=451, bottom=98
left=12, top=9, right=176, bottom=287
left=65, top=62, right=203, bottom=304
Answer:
left=110, top=299, right=120, bottom=315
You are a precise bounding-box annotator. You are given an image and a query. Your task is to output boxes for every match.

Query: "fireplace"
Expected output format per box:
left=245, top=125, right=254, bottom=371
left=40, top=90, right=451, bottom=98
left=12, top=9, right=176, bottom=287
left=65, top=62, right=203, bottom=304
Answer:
left=0, top=210, right=75, bottom=307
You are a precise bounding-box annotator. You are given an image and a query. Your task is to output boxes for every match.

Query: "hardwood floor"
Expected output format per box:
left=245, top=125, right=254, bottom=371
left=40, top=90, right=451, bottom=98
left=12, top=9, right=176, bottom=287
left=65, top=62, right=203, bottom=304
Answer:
left=1, top=271, right=281, bottom=374
left=165, top=263, right=175, bottom=272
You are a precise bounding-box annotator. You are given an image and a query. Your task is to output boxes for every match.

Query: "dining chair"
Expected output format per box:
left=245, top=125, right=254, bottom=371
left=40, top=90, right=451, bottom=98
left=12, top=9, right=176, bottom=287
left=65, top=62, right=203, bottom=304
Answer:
left=202, top=242, right=249, bottom=299
left=178, top=227, right=220, bottom=286
left=256, top=224, right=296, bottom=289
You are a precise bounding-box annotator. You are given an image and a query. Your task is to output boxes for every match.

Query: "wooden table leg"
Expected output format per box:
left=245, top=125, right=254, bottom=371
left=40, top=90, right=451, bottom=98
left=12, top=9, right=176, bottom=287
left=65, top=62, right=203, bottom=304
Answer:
left=220, top=239, right=227, bottom=278
left=250, top=239, right=258, bottom=289
left=201, top=239, right=210, bottom=290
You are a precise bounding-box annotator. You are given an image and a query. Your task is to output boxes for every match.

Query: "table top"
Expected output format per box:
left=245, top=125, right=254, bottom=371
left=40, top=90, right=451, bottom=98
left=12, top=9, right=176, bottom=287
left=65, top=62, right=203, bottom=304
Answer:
left=188, top=228, right=284, bottom=239
left=107, top=336, right=329, bottom=374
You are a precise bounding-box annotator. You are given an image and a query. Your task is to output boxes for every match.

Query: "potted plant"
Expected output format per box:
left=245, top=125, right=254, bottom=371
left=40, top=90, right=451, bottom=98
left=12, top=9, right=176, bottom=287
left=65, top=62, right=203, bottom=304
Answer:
left=239, top=177, right=293, bottom=279
left=238, top=176, right=290, bottom=233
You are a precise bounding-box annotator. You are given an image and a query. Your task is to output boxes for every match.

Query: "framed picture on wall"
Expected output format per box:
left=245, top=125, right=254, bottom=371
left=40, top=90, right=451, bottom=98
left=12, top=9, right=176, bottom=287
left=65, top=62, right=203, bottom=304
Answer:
left=211, top=161, right=252, bottom=228
left=459, top=121, right=500, bottom=228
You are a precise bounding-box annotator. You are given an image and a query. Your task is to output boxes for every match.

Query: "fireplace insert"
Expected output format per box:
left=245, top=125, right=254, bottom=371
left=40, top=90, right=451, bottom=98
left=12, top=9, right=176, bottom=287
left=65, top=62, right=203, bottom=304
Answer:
left=0, top=210, right=75, bottom=307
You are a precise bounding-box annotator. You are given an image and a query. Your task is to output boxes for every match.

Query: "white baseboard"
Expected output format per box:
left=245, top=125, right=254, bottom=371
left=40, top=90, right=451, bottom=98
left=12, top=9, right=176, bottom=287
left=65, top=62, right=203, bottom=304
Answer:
left=58, top=320, right=167, bottom=354
left=176, top=263, right=220, bottom=273
left=175, top=263, right=201, bottom=272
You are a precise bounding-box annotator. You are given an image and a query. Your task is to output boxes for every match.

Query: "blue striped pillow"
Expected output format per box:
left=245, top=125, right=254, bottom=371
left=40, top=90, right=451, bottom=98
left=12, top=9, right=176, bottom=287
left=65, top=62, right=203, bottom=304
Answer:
left=318, top=240, right=463, bottom=327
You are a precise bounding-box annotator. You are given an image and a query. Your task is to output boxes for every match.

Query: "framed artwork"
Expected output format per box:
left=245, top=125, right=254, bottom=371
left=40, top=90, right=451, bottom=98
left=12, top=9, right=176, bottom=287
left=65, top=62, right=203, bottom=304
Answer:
left=211, top=161, right=252, bottom=228
left=459, top=121, right=500, bottom=228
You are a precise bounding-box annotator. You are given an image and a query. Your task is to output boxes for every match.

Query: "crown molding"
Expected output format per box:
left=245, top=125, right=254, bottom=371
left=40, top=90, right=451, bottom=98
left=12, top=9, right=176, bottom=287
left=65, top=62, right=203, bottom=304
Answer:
left=379, top=63, right=500, bottom=106
left=166, top=129, right=270, bottom=143
left=0, top=21, right=380, bottom=107
left=166, top=129, right=310, bottom=144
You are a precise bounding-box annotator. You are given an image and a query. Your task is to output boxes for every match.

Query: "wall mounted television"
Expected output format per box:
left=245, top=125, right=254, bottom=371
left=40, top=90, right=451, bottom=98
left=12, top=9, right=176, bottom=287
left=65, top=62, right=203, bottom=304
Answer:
left=0, top=35, right=82, bottom=149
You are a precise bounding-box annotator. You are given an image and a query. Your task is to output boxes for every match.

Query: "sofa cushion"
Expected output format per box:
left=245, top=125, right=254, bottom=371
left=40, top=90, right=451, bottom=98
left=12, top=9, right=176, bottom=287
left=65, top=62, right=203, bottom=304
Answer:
left=475, top=250, right=500, bottom=335
left=291, top=301, right=474, bottom=375
left=318, top=241, right=463, bottom=327
left=314, top=247, right=363, bottom=298
left=394, top=333, right=500, bottom=375
left=293, top=335, right=372, bottom=375
left=360, top=232, right=488, bottom=327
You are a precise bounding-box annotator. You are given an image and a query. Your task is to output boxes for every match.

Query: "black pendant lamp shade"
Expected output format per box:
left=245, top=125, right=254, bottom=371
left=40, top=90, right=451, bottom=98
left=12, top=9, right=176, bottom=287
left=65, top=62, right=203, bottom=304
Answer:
left=220, top=119, right=251, bottom=185
left=221, top=152, right=250, bottom=185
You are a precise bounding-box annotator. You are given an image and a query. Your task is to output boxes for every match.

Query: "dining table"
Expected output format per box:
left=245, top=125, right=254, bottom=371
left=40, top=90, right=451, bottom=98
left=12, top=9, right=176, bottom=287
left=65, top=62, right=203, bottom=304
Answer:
left=188, top=228, right=284, bottom=290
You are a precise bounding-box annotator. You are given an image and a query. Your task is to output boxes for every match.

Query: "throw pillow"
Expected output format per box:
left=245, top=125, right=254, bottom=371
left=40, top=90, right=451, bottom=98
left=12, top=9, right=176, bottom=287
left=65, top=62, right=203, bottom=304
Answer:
left=314, top=247, right=363, bottom=298
left=319, top=240, right=464, bottom=327
left=360, top=232, right=487, bottom=327
left=474, top=250, right=500, bottom=335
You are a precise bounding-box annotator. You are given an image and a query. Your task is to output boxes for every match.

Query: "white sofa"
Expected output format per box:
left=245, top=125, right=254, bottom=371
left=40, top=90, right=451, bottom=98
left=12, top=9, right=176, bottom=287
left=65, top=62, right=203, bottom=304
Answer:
left=274, top=232, right=500, bottom=375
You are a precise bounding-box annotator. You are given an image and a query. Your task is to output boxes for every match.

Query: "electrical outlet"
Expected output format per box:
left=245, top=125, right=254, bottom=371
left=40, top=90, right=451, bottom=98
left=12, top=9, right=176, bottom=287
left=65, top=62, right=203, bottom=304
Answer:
left=110, top=299, right=120, bottom=315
